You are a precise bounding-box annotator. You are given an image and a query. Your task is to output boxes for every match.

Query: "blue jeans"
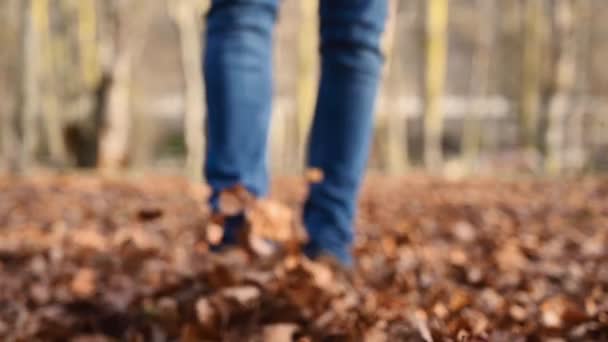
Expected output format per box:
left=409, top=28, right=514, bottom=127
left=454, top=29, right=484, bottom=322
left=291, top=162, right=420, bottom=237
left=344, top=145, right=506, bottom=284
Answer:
left=204, top=0, right=387, bottom=265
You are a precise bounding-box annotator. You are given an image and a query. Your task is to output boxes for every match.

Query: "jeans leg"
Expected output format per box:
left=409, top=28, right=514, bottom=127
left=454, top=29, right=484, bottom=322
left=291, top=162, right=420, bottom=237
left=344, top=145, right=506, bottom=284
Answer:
left=204, top=0, right=279, bottom=211
left=304, top=0, right=387, bottom=265
left=204, top=0, right=279, bottom=244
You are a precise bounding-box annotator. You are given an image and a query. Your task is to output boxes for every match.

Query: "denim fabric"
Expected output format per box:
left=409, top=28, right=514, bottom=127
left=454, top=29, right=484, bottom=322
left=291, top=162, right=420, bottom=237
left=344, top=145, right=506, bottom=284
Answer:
left=204, top=0, right=387, bottom=265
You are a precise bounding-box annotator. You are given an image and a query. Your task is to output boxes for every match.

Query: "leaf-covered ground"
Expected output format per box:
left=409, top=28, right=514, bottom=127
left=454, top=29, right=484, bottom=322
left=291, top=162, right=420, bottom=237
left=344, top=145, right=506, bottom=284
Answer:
left=0, top=173, right=607, bottom=341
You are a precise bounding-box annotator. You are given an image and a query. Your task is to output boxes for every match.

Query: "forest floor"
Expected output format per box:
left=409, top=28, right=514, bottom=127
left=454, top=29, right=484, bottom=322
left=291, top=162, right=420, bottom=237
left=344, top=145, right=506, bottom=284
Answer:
left=0, top=173, right=607, bottom=341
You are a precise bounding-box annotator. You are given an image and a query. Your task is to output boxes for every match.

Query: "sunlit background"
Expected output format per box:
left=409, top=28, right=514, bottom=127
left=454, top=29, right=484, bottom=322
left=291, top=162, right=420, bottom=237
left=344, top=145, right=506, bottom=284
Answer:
left=1, top=0, right=607, bottom=180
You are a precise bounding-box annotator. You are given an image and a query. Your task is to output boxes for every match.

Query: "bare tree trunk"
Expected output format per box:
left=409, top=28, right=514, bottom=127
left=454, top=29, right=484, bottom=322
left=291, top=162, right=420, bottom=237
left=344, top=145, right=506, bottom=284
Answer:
left=491, top=0, right=522, bottom=154
left=169, top=0, right=208, bottom=182
left=19, top=0, right=42, bottom=171
left=97, top=0, right=151, bottom=171
left=38, top=0, right=69, bottom=166
left=0, top=109, right=17, bottom=171
left=77, top=0, right=101, bottom=91
left=382, top=0, right=409, bottom=173
left=545, top=0, right=576, bottom=175
left=0, top=0, right=21, bottom=171
left=564, top=0, right=592, bottom=173
left=0, top=85, right=18, bottom=170
left=423, top=0, right=449, bottom=171
left=64, top=0, right=103, bottom=167
left=296, top=0, right=319, bottom=173
left=98, top=45, right=132, bottom=170
left=519, top=0, right=545, bottom=168
left=463, top=0, right=495, bottom=170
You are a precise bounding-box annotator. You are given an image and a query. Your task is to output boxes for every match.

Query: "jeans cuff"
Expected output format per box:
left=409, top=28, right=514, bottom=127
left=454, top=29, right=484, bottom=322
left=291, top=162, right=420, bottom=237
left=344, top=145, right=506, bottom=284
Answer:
left=303, top=240, right=353, bottom=267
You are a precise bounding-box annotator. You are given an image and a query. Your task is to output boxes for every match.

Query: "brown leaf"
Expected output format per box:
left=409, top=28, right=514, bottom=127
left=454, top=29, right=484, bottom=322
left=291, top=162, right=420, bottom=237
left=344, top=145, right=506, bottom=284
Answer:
left=157, top=297, right=179, bottom=321
left=70, top=335, right=112, bottom=342
left=462, top=309, right=489, bottom=335
left=206, top=222, right=224, bottom=245
left=541, top=296, right=588, bottom=328
left=509, top=305, right=528, bottom=322
left=495, top=241, right=528, bottom=271
left=479, top=289, right=505, bottom=314
left=301, top=259, right=338, bottom=294
left=449, top=248, right=468, bottom=266
left=221, top=286, right=261, bottom=305
left=263, top=323, right=299, bottom=342
left=30, top=283, right=51, bottom=305
left=218, top=185, right=251, bottom=216
left=305, top=168, right=324, bottom=184
left=70, top=268, right=97, bottom=298
left=180, top=323, right=202, bottom=342
left=449, top=289, right=472, bottom=312
left=410, top=310, right=434, bottom=342
left=248, top=236, right=277, bottom=257
left=0, top=319, right=8, bottom=336
left=247, top=199, right=295, bottom=242
left=71, top=228, right=108, bottom=252
left=195, top=297, right=217, bottom=328
left=114, top=227, right=163, bottom=252
left=432, top=302, right=450, bottom=319
left=457, top=330, right=471, bottom=342
left=452, top=221, right=476, bottom=242
left=364, top=326, right=388, bottom=342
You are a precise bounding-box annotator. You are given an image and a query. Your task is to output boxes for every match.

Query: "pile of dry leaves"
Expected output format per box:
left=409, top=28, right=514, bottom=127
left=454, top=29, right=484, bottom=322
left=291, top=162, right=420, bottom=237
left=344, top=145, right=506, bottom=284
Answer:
left=0, top=173, right=607, bottom=341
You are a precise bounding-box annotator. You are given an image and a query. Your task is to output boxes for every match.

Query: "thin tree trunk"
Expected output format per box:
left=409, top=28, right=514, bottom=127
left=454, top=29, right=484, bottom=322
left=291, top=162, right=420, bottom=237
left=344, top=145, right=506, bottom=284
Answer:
left=19, top=0, right=41, bottom=171
left=296, top=0, right=319, bottom=173
left=77, top=0, right=101, bottom=91
left=65, top=0, right=103, bottom=167
left=0, top=86, right=18, bottom=170
left=423, top=0, right=449, bottom=171
left=383, top=0, right=409, bottom=173
left=97, top=0, right=152, bottom=171
left=463, top=0, right=495, bottom=170
left=38, top=0, right=69, bottom=166
left=98, top=46, right=132, bottom=170
left=564, top=0, right=591, bottom=173
left=519, top=0, right=545, bottom=167
left=491, top=0, right=522, bottom=154
left=0, top=0, right=21, bottom=171
left=169, top=0, right=207, bottom=182
left=545, top=0, right=576, bottom=175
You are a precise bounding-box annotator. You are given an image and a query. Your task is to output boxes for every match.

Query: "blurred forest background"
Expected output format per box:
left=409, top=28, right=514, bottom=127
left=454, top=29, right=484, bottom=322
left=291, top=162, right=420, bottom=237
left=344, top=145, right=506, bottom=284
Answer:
left=1, top=0, right=607, bottom=180
left=3, top=3, right=608, bottom=339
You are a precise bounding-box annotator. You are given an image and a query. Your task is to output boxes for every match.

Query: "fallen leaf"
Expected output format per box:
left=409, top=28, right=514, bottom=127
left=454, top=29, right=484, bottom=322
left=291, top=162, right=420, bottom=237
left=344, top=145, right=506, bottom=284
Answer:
left=247, top=199, right=294, bottom=242
left=221, top=286, right=261, bottom=305
left=218, top=185, right=251, bottom=216
left=449, top=289, right=472, bottom=312
left=30, top=283, right=51, bottom=305
left=410, top=310, right=433, bottom=342
left=70, top=335, right=112, bottom=342
left=70, top=268, right=97, bottom=298
left=541, top=296, right=588, bottom=328
left=364, top=326, right=387, bottom=342
left=71, top=228, right=108, bottom=252
left=206, top=222, right=224, bottom=245
left=509, top=305, right=528, bottom=322
left=495, top=241, right=528, bottom=271
left=263, top=323, right=299, bottom=342
left=195, top=297, right=216, bottom=328
left=452, top=221, right=476, bottom=242
left=305, top=168, right=324, bottom=184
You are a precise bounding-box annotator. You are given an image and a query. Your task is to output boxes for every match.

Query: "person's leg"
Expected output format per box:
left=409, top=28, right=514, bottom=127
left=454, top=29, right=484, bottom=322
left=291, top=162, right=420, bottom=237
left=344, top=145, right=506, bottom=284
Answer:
left=204, top=0, right=279, bottom=243
left=304, top=0, right=387, bottom=265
